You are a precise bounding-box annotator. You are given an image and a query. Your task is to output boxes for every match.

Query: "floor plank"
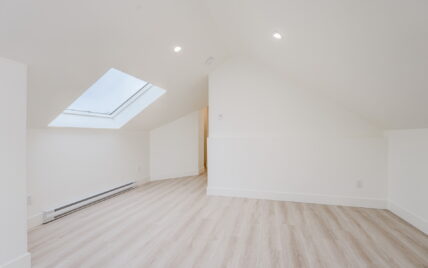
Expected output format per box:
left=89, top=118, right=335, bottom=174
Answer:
left=29, top=174, right=428, bottom=268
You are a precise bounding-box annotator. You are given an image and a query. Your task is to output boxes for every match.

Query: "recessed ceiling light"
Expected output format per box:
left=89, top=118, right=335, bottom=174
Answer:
left=272, top=32, right=282, bottom=40
left=173, top=46, right=182, bottom=53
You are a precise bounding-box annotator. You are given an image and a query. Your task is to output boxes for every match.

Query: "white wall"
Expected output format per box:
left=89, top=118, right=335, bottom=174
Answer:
left=27, top=128, right=149, bottom=228
left=150, top=110, right=205, bottom=180
left=0, top=58, right=31, bottom=268
left=387, top=129, right=428, bottom=234
left=208, top=57, right=388, bottom=208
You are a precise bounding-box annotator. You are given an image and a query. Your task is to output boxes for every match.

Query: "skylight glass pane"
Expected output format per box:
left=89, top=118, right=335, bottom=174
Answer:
left=66, top=68, right=147, bottom=115
left=49, top=68, right=166, bottom=129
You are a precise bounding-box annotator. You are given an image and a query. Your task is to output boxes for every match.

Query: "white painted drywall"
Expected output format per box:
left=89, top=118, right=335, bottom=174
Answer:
left=150, top=110, right=205, bottom=180
left=0, top=57, right=31, bottom=268
left=207, top=57, right=388, bottom=208
left=387, top=129, right=428, bottom=234
left=27, top=128, right=150, bottom=228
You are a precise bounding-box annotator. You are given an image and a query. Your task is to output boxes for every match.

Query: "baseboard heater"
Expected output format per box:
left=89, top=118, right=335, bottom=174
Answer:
left=42, top=181, right=137, bottom=224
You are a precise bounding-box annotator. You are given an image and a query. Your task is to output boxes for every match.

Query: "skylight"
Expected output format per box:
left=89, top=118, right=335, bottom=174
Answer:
left=49, top=68, right=166, bottom=129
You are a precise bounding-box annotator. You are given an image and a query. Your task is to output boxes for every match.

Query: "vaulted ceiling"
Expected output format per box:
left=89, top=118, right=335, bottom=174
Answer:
left=1, top=0, right=427, bottom=130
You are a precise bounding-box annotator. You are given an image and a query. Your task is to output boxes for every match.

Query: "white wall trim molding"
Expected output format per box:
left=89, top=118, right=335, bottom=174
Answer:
left=150, top=170, right=200, bottom=181
left=388, top=201, right=428, bottom=234
left=136, top=177, right=151, bottom=186
left=207, top=187, right=387, bottom=209
left=0, top=252, right=31, bottom=268
left=28, top=213, right=43, bottom=230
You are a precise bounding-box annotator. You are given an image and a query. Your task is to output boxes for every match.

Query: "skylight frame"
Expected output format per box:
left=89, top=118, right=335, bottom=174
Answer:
left=49, top=68, right=166, bottom=129
left=63, top=82, right=152, bottom=119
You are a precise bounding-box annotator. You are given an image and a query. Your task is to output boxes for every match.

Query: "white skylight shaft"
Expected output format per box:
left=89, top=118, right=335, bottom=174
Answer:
left=49, top=68, right=166, bottom=129
left=66, top=68, right=148, bottom=116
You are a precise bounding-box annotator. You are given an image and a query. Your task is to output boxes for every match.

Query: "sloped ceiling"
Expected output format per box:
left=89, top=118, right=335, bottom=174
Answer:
left=1, top=0, right=427, bottom=130
left=0, top=0, right=230, bottom=130
left=205, top=0, right=428, bottom=129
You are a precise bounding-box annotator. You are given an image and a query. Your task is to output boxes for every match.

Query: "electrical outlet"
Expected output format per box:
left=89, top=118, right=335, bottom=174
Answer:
left=27, top=195, right=32, bottom=205
left=356, top=180, right=363, bottom=189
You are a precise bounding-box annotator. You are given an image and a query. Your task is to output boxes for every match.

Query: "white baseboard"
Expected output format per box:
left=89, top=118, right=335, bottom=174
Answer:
left=388, top=201, right=427, bottom=234
left=28, top=213, right=43, bottom=230
left=137, top=177, right=151, bottom=186
left=207, top=187, right=387, bottom=209
left=150, top=170, right=200, bottom=181
left=0, top=252, right=31, bottom=268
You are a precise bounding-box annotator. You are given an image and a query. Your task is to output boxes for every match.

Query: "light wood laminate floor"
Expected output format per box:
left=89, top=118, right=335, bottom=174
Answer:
left=29, top=174, right=428, bottom=268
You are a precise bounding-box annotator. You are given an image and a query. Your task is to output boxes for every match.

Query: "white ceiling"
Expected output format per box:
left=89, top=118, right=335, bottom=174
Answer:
left=1, top=0, right=427, bottom=130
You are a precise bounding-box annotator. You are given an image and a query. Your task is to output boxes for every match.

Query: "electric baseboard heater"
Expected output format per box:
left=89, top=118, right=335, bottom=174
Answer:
left=42, top=181, right=137, bottom=224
